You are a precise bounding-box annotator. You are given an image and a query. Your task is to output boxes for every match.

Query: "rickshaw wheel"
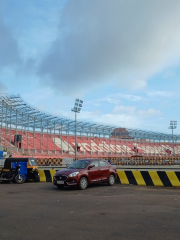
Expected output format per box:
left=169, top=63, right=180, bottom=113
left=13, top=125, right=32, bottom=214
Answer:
left=15, top=174, right=25, bottom=184
left=33, top=177, right=40, bottom=182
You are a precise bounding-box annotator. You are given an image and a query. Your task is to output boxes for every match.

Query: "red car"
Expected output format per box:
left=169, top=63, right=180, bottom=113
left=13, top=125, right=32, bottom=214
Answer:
left=53, top=158, right=117, bottom=190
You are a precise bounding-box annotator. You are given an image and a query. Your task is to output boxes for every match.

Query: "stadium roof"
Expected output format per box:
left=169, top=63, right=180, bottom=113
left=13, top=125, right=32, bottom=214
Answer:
left=0, top=93, right=179, bottom=141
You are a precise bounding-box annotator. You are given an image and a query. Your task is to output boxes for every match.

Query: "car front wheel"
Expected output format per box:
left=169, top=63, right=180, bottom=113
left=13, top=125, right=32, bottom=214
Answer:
left=108, top=174, right=115, bottom=186
left=79, top=177, right=88, bottom=190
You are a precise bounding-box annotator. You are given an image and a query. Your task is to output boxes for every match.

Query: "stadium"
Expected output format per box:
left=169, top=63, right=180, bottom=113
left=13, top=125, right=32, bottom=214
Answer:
left=0, top=94, right=180, bottom=165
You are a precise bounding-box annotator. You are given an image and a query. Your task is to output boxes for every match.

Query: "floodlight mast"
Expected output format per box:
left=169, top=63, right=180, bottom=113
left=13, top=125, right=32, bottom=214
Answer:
left=71, top=99, right=83, bottom=159
left=168, top=120, right=177, bottom=156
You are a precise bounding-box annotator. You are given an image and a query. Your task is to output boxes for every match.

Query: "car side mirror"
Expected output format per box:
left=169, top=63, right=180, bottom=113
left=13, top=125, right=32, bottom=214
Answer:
left=88, top=165, right=95, bottom=170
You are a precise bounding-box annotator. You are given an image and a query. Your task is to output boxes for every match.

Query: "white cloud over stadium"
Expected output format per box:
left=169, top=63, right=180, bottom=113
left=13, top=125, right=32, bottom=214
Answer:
left=0, top=0, right=180, bottom=133
left=38, top=0, right=180, bottom=95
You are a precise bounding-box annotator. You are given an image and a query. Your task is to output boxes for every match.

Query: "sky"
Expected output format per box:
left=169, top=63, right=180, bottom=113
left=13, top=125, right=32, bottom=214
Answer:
left=0, top=0, right=180, bottom=134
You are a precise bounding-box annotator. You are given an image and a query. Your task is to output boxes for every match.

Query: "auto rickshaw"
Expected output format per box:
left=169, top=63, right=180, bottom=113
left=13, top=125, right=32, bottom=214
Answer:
left=0, top=157, right=40, bottom=183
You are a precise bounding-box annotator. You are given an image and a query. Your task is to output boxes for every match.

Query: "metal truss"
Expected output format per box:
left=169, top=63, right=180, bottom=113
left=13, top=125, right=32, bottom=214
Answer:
left=0, top=93, right=179, bottom=142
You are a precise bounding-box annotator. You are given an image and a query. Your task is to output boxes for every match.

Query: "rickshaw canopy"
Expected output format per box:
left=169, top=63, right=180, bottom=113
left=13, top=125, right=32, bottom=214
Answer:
left=4, top=158, right=36, bottom=169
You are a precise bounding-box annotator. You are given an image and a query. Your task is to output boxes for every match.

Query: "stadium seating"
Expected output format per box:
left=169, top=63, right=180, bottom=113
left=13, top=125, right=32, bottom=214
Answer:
left=0, top=127, right=180, bottom=158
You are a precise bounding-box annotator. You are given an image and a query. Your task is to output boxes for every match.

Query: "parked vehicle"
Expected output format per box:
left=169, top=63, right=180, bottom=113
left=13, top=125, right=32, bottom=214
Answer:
left=0, top=163, right=25, bottom=183
left=53, top=158, right=117, bottom=190
left=0, top=158, right=40, bottom=183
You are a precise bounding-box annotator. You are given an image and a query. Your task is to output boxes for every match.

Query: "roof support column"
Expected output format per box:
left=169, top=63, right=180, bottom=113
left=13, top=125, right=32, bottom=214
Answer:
left=47, top=121, right=49, bottom=154
left=15, top=109, right=18, bottom=150
left=82, top=127, right=85, bottom=155
left=50, top=128, right=52, bottom=153
left=4, top=102, right=7, bottom=148
left=75, top=111, right=77, bottom=159
left=40, top=119, right=43, bottom=153
left=90, top=127, right=91, bottom=155
left=61, top=122, right=63, bottom=154
left=33, top=117, right=35, bottom=152
left=21, top=113, right=23, bottom=151
left=54, top=122, right=56, bottom=153
left=130, top=135, right=132, bottom=156
left=27, top=115, right=29, bottom=152
left=103, top=130, right=105, bottom=155
left=0, top=100, right=4, bottom=144
left=96, top=128, right=98, bottom=156
left=68, top=124, right=70, bottom=154
left=144, top=133, right=146, bottom=156
left=119, top=131, right=122, bottom=156
left=109, top=129, right=111, bottom=156
left=9, top=107, right=12, bottom=150
left=125, top=139, right=127, bottom=156
left=115, top=130, right=117, bottom=155
left=58, top=128, right=61, bottom=154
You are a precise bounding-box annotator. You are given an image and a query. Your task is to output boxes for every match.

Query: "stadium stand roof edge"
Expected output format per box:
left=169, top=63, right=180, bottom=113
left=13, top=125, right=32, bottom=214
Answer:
left=0, top=93, right=179, bottom=141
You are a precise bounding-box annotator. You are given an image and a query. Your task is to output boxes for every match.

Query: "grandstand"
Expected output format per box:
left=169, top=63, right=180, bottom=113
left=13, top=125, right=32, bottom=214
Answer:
left=0, top=94, right=180, bottom=162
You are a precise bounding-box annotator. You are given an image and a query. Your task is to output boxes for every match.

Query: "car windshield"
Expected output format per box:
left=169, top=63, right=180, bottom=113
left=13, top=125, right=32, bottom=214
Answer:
left=29, top=159, right=37, bottom=166
left=68, top=160, right=90, bottom=169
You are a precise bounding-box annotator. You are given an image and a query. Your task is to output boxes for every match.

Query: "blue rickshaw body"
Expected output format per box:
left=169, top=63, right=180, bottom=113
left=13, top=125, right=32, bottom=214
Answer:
left=12, top=162, right=28, bottom=180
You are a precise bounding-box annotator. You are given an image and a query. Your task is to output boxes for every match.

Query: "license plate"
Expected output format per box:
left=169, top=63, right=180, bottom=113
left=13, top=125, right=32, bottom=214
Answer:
left=57, top=181, right=64, bottom=184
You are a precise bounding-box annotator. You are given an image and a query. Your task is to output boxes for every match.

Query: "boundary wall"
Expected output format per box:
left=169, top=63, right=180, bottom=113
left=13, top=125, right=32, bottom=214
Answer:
left=116, top=169, right=180, bottom=187
left=35, top=156, right=180, bottom=166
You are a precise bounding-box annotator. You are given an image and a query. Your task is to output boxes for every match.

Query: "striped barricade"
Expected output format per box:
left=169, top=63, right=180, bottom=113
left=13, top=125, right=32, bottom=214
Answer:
left=116, top=170, right=180, bottom=187
left=38, top=169, right=180, bottom=187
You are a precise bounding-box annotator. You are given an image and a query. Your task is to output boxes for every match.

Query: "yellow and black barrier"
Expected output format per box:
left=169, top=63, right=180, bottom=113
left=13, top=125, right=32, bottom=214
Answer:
left=116, top=170, right=180, bottom=187
left=38, top=170, right=56, bottom=182
left=38, top=169, right=180, bottom=187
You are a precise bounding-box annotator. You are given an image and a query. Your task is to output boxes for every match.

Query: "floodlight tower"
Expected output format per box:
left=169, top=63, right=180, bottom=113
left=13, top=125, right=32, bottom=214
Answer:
left=71, top=99, right=83, bottom=158
left=169, top=120, right=177, bottom=156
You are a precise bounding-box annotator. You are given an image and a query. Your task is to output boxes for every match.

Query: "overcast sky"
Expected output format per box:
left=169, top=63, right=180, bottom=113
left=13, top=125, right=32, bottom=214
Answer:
left=0, top=0, right=180, bottom=134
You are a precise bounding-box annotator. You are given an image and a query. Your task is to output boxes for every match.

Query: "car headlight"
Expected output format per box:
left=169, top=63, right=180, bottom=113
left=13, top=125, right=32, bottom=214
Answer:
left=68, top=172, right=79, bottom=177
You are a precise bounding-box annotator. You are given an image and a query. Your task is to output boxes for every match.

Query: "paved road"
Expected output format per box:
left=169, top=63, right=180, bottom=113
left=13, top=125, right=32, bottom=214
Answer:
left=0, top=183, right=180, bottom=240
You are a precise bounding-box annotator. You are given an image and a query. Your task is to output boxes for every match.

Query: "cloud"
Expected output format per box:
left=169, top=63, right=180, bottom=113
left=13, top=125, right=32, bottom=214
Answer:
left=138, top=108, right=162, bottom=117
left=0, top=81, right=7, bottom=93
left=147, top=91, right=175, bottom=98
left=105, top=97, right=120, bottom=105
left=23, top=87, right=54, bottom=105
left=112, top=105, right=136, bottom=115
left=84, top=93, right=142, bottom=109
left=109, top=93, right=143, bottom=102
left=0, top=17, right=21, bottom=70
left=38, top=0, right=180, bottom=95
left=78, top=111, right=141, bottom=128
